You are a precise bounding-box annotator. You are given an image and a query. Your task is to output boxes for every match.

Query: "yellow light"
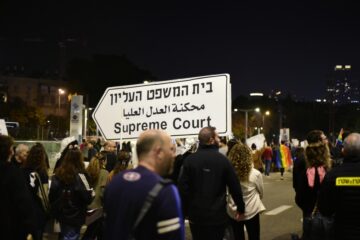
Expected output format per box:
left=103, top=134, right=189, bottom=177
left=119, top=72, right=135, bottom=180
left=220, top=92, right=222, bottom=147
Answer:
left=335, top=65, right=343, bottom=70
left=58, top=88, right=65, bottom=95
left=250, top=92, right=264, bottom=97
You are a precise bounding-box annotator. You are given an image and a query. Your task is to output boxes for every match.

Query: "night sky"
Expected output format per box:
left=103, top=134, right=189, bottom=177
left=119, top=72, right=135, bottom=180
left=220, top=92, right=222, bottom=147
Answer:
left=1, top=1, right=360, bottom=100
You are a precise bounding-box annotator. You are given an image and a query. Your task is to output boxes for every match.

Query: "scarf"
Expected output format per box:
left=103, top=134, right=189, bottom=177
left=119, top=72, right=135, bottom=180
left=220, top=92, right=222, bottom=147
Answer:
left=306, top=166, right=326, bottom=188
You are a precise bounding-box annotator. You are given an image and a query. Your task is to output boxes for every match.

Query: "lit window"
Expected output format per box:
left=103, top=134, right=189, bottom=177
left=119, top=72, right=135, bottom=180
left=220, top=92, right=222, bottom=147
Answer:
left=335, top=65, right=343, bottom=70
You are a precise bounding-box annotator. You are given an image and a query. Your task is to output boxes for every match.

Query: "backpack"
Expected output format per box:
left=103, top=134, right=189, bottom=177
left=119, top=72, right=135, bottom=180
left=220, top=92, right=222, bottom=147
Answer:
left=51, top=174, right=93, bottom=225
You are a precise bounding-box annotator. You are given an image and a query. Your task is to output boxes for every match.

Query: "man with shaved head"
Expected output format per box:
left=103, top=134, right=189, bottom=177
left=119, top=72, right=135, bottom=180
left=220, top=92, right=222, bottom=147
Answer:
left=178, top=127, right=245, bottom=240
left=104, top=130, right=184, bottom=240
left=319, top=133, right=360, bottom=239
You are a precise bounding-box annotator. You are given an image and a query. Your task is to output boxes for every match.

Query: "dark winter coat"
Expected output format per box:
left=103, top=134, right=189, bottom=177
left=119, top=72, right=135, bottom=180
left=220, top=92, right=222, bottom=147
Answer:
left=0, top=163, right=36, bottom=239
left=294, top=166, right=324, bottom=215
left=318, top=155, right=360, bottom=240
left=49, top=174, right=93, bottom=227
left=23, top=168, right=49, bottom=232
left=178, top=144, right=245, bottom=225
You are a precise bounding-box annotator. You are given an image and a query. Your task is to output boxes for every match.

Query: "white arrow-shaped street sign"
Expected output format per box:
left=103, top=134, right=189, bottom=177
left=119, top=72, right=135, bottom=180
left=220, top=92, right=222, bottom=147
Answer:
left=92, top=74, right=232, bottom=140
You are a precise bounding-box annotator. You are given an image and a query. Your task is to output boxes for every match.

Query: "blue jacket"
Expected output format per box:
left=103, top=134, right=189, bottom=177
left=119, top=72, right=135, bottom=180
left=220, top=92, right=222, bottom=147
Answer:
left=104, top=166, right=185, bottom=240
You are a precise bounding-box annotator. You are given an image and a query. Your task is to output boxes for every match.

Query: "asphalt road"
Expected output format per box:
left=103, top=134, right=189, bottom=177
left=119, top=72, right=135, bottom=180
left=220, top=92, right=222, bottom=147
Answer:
left=260, top=171, right=302, bottom=240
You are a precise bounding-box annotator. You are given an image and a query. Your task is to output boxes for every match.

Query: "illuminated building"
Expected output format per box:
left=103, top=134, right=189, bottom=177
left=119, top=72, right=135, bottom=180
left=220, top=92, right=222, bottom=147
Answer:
left=326, top=65, right=359, bottom=104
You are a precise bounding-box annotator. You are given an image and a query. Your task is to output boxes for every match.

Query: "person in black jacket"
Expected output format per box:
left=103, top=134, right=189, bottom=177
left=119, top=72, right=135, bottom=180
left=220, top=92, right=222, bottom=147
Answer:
left=103, top=141, right=117, bottom=172
left=294, top=130, right=331, bottom=239
left=292, top=147, right=306, bottom=191
left=49, top=147, right=94, bottom=240
left=0, top=135, right=36, bottom=240
left=178, top=127, right=245, bottom=240
left=318, top=133, right=360, bottom=240
left=22, top=143, right=50, bottom=240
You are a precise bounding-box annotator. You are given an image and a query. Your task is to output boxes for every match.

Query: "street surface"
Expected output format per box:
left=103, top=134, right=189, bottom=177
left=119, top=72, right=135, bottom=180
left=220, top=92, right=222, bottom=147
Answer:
left=259, top=171, right=302, bottom=240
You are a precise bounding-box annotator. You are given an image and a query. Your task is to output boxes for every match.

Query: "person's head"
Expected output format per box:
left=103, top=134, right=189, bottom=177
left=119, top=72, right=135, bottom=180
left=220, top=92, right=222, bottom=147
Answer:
left=226, top=138, right=239, bottom=156
left=86, top=152, right=107, bottom=186
left=55, top=148, right=85, bottom=184
left=307, top=130, right=328, bottom=144
left=24, top=143, right=48, bottom=174
left=228, top=143, right=253, bottom=182
left=251, top=143, right=257, bottom=150
left=15, top=144, right=29, bottom=164
left=305, top=130, right=331, bottom=169
left=136, top=130, right=175, bottom=176
left=88, top=140, right=95, bottom=149
left=112, top=150, right=132, bottom=176
left=198, top=127, right=220, bottom=146
left=0, top=135, right=14, bottom=164
left=118, top=150, right=131, bottom=166
left=104, top=141, right=116, bottom=152
left=342, top=133, right=360, bottom=158
left=35, top=142, right=50, bottom=168
left=219, top=137, right=227, bottom=147
left=294, top=147, right=305, bottom=161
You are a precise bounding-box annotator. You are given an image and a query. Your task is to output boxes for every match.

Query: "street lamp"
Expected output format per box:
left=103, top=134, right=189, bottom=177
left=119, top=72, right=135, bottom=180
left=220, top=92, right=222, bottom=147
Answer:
left=234, top=107, right=260, bottom=141
left=263, top=110, right=270, bottom=127
left=57, top=88, right=65, bottom=137
left=84, top=107, right=94, bottom=138
left=58, top=88, right=65, bottom=115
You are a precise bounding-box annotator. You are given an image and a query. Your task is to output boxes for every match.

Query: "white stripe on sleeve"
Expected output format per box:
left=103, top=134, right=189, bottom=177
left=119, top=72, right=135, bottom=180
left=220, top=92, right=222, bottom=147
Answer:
left=157, top=217, right=180, bottom=227
left=158, top=223, right=181, bottom=234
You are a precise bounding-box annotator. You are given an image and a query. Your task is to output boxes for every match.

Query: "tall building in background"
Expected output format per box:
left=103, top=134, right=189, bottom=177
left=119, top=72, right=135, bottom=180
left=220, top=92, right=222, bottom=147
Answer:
left=326, top=65, right=359, bottom=105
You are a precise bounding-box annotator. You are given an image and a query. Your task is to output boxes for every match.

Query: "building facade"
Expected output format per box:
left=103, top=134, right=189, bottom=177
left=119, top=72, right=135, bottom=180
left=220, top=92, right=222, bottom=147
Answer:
left=326, top=65, right=359, bottom=105
left=0, top=75, right=69, bottom=117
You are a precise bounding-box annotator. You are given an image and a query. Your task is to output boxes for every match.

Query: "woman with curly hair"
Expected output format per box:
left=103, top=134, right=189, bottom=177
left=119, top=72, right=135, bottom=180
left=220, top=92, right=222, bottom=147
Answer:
left=49, top=146, right=93, bottom=240
left=295, top=130, right=331, bottom=239
left=227, top=142, right=265, bottom=240
left=82, top=152, right=109, bottom=240
left=22, top=143, right=49, bottom=240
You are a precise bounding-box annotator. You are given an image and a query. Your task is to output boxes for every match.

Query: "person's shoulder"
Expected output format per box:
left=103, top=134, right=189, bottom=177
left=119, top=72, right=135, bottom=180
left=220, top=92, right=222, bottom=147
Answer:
left=251, top=168, right=262, bottom=177
left=325, top=165, right=345, bottom=179
left=111, top=167, right=158, bottom=186
left=99, top=168, right=109, bottom=179
left=2, top=163, right=23, bottom=178
left=156, top=180, right=180, bottom=201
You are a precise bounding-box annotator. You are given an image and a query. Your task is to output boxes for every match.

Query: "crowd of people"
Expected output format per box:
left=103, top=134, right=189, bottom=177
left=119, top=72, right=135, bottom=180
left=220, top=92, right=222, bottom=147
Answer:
left=0, top=136, right=133, bottom=240
left=0, top=126, right=359, bottom=240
